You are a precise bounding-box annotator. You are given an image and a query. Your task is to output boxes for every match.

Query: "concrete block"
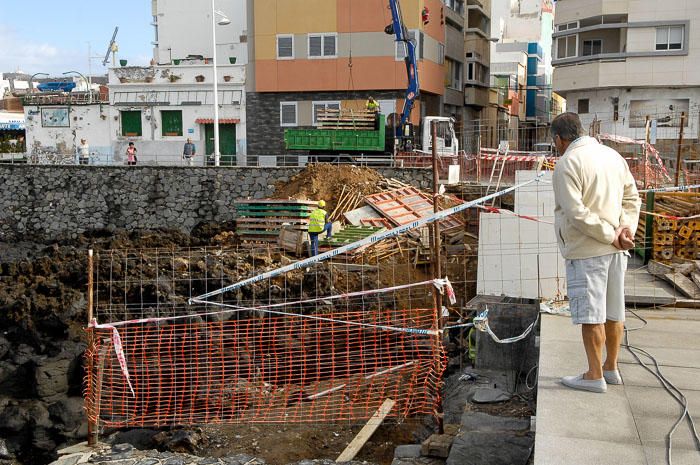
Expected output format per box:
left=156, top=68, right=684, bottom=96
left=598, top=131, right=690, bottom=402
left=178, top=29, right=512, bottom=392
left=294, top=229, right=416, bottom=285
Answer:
left=394, top=445, right=422, bottom=459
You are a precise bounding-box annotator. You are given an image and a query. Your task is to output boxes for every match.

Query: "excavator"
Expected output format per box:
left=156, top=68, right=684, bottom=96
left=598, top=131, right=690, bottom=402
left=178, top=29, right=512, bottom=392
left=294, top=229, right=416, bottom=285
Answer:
left=284, top=0, right=459, bottom=163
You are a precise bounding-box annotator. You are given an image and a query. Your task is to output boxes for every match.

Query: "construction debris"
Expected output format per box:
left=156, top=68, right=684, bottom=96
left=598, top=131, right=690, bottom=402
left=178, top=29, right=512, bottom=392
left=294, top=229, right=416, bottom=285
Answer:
left=650, top=193, right=700, bottom=262
left=647, top=259, right=700, bottom=299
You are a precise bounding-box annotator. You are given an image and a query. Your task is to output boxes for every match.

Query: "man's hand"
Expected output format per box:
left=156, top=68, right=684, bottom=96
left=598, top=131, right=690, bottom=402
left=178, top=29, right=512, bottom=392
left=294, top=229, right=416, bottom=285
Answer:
left=613, top=226, right=635, bottom=250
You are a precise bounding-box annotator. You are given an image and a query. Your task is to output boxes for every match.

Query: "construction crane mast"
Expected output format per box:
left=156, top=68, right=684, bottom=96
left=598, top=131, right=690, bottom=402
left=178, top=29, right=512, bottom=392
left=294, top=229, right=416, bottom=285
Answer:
left=385, top=0, right=420, bottom=138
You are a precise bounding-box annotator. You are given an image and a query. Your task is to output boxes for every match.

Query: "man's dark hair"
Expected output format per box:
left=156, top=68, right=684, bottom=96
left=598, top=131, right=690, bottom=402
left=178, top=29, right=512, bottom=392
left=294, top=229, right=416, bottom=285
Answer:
left=551, top=112, right=585, bottom=142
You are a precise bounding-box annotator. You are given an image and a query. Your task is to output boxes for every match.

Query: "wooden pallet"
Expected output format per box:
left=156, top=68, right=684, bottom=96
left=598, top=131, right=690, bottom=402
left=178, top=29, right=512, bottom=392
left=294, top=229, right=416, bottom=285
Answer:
left=235, top=199, right=317, bottom=243
left=364, top=187, right=464, bottom=235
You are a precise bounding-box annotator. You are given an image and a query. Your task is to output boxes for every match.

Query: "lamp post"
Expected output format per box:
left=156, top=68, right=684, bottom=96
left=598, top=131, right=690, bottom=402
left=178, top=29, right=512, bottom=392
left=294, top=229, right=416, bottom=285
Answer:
left=211, top=2, right=231, bottom=167
left=63, top=71, right=91, bottom=104
left=28, top=72, right=49, bottom=94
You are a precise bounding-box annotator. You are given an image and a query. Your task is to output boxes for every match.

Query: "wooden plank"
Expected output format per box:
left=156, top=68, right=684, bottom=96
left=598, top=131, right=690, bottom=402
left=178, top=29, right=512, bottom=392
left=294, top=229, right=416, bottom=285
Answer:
left=234, top=199, right=318, bottom=205
left=336, top=398, right=395, bottom=463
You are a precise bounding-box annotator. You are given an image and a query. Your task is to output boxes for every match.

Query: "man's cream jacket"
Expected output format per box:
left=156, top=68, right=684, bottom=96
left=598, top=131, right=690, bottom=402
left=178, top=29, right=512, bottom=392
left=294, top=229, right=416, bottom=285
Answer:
left=553, top=136, right=641, bottom=260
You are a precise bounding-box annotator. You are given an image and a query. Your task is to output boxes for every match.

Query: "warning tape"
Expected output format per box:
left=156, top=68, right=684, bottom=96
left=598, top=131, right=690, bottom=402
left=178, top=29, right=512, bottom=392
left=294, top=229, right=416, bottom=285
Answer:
left=640, top=210, right=700, bottom=221
left=640, top=184, right=700, bottom=193
left=192, top=174, right=545, bottom=302
left=478, top=205, right=554, bottom=225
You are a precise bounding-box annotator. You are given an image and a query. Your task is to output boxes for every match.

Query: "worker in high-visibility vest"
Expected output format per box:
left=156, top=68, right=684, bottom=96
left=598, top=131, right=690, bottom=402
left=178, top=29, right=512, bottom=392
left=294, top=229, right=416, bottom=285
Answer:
left=308, top=200, right=332, bottom=256
left=366, top=96, right=379, bottom=113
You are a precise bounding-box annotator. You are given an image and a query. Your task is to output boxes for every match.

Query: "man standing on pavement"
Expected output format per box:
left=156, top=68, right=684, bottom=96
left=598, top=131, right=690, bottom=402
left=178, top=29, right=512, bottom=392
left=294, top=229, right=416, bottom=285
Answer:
left=183, top=138, right=196, bottom=166
left=308, top=200, right=332, bottom=257
left=78, top=138, right=90, bottom=165
left=552, top=112, right=641, bottom=393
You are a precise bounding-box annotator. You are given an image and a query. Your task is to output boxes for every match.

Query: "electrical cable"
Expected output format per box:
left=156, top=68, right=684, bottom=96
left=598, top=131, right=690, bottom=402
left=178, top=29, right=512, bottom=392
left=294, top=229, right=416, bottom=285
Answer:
left=624, top=309, right=700, bottom=464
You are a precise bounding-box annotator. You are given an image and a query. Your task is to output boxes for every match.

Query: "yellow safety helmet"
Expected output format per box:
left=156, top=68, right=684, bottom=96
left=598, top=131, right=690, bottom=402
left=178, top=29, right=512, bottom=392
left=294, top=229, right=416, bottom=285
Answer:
left=318, top=200, right=326, bottom=208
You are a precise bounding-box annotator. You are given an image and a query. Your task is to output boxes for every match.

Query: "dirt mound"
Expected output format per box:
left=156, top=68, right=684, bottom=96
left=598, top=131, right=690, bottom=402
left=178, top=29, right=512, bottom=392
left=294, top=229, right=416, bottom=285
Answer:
left=273, top=165, right=384, bottom=213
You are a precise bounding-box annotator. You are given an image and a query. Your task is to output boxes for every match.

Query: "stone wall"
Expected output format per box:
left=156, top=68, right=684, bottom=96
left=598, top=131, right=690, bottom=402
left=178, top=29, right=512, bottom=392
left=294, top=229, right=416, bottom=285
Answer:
left=0, top=165, right=432, bottom=242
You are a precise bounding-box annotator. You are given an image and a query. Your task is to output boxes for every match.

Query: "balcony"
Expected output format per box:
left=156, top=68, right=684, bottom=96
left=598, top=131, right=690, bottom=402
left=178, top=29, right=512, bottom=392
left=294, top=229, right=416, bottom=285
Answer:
left=22, top=90, right=108, bottom=106
left=554, top=0, right=630, bottom=25
left=465, top=86, right=489, bottom=108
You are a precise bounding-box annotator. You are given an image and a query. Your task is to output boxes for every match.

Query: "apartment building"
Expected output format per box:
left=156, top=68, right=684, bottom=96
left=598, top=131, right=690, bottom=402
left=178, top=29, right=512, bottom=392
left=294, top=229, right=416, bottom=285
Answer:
left=463, top=0, right=492, bottom=151
left=246, top=0, right=450, bottom=163
left=553, top=0, right=700, bottom=140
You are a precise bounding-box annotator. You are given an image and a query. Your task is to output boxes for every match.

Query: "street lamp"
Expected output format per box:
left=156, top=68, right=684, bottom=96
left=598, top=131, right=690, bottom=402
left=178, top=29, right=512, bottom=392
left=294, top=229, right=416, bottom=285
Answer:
left=63, top=71, right=92, bottom=104
left=28, top=72, right=49, bottom=94
left=211, top=3, right=231, bottom=167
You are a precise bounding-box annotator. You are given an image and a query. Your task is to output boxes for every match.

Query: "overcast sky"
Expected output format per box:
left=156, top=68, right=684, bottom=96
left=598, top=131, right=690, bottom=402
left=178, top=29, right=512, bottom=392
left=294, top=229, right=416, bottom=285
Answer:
left=0, top=0, right=152, bottom=77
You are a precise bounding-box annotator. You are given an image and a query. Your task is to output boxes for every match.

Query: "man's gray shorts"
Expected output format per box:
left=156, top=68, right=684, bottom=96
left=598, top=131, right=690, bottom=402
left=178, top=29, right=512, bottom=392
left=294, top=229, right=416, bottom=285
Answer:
left=565, top=252, right=628, bottom=324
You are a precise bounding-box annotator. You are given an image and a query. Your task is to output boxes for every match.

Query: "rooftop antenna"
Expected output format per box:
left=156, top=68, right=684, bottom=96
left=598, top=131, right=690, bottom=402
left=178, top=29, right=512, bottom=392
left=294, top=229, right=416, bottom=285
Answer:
left=102, top=27, right=119, bottom=66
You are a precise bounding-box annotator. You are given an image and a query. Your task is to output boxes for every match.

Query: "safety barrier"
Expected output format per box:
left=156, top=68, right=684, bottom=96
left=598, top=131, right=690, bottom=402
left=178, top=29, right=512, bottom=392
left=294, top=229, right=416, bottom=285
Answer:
left=84, top=303, right=443, bottom=427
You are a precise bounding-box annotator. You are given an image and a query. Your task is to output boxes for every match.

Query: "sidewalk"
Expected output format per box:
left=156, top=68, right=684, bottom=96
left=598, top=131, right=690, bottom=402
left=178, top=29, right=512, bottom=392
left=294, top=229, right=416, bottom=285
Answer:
left=534, top=309, right=700, bottom=465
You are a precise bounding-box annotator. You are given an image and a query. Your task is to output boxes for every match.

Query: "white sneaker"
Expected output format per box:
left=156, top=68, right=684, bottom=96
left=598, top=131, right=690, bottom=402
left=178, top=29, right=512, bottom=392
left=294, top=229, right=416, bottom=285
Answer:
left=562, top=374, right=607, bottom=393
left=604, top=370, right=623, bottom=385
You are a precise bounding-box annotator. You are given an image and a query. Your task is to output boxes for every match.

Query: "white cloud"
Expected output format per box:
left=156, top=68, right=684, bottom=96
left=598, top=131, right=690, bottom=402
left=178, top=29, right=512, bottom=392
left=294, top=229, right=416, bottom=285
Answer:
left=0, top=24, right=87, bottom=76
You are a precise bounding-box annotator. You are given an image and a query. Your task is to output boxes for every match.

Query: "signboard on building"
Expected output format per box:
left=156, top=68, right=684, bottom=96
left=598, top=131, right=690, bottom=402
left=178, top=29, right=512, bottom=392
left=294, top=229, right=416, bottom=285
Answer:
left=629, top=99, right=689, bottom=128
left=41, top=107, right=70, bottom=127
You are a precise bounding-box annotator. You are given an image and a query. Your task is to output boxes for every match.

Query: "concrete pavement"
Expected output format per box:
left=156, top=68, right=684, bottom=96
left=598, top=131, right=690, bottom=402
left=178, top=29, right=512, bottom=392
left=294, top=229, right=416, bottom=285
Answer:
left=534, top=309, right=700, bottom=465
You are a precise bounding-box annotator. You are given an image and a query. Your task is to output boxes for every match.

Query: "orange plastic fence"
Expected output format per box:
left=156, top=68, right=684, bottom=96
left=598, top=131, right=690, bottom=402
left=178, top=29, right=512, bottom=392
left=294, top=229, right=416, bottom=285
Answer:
left=84, top=307, right=444, bottom=427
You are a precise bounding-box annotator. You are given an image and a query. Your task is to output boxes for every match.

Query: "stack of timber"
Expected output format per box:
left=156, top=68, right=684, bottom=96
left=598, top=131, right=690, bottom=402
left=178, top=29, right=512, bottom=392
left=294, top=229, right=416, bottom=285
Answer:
left=235, top=199, right=317, bottom=243
left=316, top=108, right=377, bottom=130
left=319, top=226, right=385, bottom=257
left=652, top=192, right=700, bottom=262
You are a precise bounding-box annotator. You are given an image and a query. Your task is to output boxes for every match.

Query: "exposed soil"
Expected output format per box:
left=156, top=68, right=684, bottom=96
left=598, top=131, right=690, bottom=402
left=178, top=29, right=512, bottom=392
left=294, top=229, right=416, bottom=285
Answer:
left=273, top=164, right=385, bottom=213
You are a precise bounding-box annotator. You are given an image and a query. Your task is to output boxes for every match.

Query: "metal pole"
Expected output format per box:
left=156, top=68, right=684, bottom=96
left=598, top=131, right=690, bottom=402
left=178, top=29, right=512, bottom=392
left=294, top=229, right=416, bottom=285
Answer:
left=430, top=120, right=444, bottom=434
left=212, top=0, right=221, bottom=167
left=87, top=43, right=93, bottom=104
left=675, top=112, right=686, bottom=187
left=86, top=249, right=97, bottom=446
left=644, top=115, right=651, bottom=188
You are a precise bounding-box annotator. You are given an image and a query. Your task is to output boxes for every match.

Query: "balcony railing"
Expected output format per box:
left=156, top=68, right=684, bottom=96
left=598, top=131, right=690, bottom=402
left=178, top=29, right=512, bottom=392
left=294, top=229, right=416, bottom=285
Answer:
left=22, top=91, right=107, bottom=106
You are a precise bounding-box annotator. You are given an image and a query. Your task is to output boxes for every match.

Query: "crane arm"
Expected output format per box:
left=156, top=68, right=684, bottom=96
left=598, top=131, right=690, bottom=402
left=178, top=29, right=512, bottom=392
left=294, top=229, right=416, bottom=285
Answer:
left=386, top=0, right=420, bottom=133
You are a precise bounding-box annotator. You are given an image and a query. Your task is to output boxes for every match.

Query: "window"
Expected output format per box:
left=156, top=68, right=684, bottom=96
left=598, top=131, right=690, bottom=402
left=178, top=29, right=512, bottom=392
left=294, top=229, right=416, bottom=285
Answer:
left=280, top=102, right=297, bottom=127
left=467, top=62, right=474, bottom=81
left=444, top=0, right=464, bottom=15
left=276, top=34, right=294, bottom=59
left=446, top=58, right=462, bottom=90
left=438, top=43, right=445, bottom=65
left=396, top=30, right=423, bottom=60
left=161, top=110, right=182, bottom=136
left=578, top=99, right=589, bottom=114
left=308, top=34, right=337, bottom=58
left=582, top=39, right=602, bottom=56
left=656, top=26, right=683, bottom=51
left=556, top=21, right=579, bottom=32
left=121, top=110, right=142, bottom=137
left=312, top=101, right=341, bottom=125
left=556, top=35, right=577, bottom=59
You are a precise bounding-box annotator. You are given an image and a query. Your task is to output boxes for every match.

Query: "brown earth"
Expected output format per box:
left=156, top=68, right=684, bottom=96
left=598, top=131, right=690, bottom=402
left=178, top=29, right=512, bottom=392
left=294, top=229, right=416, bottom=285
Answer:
left=273, top=164, right=385, bottom=213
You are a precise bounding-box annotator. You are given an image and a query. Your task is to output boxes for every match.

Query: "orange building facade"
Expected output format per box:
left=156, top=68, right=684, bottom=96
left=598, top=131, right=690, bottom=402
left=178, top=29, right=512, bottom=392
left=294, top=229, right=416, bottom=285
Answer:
left=246, top=0, right=449, bottom=161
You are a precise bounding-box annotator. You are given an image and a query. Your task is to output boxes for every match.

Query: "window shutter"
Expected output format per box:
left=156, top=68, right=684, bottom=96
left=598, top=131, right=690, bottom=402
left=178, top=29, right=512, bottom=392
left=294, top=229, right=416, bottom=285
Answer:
left=121, top=111, right=142, bottom=137
left=277, top=36, right=293, bottom=58
left=323, top=35, right=336, bottom=56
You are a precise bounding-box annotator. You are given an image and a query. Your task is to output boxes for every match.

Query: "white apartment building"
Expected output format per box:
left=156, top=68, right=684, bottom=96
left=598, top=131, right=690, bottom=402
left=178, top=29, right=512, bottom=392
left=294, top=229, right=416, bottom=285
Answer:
left=23, top=0, right=249, bottom=165
left=552, top=0, right=700, bottom=140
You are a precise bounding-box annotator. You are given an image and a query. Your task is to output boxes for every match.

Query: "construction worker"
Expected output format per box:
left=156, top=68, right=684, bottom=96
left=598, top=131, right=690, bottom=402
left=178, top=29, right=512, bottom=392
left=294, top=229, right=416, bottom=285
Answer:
left=366, top=96, right=379, bottom=113
left=308, top=200, right=332, bottom=256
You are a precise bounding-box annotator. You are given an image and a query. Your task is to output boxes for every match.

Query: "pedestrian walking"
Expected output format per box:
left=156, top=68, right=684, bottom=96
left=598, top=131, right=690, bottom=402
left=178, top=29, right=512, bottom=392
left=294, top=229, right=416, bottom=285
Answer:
left=183, top=138, right=196, bottom=166
left=307, top=200, right=333, bottom=257
left=78, top=138, right=90, bottom=165
left=126, top=142, right=138, bottom=166
left=552, top=112, right=641, bottom=393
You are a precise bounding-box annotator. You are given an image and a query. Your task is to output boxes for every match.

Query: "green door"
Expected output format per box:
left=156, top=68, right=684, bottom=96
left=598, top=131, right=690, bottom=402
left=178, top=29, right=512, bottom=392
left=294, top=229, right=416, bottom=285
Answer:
left=204, top=123, right=236, bottom=166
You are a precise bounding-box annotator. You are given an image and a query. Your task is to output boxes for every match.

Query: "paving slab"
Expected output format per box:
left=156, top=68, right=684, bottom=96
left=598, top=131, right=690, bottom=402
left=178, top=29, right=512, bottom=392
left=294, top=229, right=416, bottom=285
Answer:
left=618, top=363, right=700, bottom=392
left=534, top=434, right=646, bottom=465
left=535, top=310, right=700, bottom=465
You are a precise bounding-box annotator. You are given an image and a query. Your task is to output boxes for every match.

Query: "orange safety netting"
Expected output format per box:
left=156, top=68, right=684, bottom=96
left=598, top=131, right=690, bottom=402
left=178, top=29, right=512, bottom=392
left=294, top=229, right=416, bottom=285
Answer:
left=84, top=307, right=445, bottom=427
